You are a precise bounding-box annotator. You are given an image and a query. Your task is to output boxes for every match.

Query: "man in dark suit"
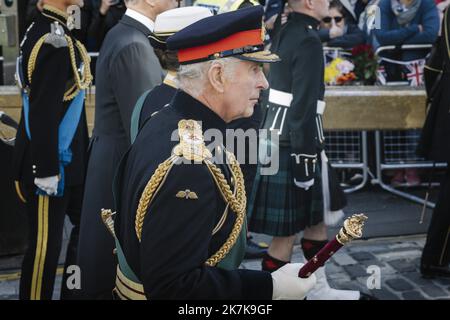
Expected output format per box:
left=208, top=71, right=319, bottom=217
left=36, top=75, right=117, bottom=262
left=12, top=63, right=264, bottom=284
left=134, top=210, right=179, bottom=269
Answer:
left=76, top=0, right=178, bottom=299
left=13, top=0, right=93, bottom=299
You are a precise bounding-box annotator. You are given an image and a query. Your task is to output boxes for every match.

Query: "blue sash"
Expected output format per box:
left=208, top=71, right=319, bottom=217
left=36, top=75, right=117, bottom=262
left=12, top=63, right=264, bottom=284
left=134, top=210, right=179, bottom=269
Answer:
left=22, top=89, right=85, bottom=197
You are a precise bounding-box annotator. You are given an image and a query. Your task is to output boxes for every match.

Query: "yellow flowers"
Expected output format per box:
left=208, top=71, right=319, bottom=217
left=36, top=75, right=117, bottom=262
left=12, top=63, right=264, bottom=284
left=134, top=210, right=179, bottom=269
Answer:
left=324, top=57, right=355, bottom=85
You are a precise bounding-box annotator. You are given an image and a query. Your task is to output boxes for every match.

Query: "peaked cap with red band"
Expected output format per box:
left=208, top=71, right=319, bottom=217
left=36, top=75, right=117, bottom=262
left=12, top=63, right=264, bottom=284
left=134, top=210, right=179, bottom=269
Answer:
left=166, top=5, right=280, bottom=65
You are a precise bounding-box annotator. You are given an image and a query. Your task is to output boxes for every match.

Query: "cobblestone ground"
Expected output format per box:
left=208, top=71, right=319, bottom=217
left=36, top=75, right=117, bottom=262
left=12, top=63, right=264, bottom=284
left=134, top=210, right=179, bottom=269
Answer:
left=241, top=235, right=450, bottom=300
left=1, top=235, right=449, bottom=300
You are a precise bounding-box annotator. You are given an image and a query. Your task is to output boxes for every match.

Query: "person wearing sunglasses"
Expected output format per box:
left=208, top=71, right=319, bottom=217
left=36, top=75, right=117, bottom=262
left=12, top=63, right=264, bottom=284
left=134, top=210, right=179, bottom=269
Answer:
left=319, top=0, right=365, bottom=49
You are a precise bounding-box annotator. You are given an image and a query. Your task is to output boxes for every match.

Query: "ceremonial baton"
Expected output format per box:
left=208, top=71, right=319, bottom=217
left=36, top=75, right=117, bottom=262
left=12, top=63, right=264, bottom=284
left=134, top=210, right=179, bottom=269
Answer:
left=298, top=214, right=368, bottom=278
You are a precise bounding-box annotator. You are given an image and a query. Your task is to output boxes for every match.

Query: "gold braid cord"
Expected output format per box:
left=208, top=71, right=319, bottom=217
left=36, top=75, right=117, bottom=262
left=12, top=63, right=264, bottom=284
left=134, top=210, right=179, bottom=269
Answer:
left=135, top=155, right=177, bottom=242
left=134, top=120, right=247, bottom=266
left=27, top=35, right=47, bottom=84
left=204, top=151, right=246, bottom=266
left=27, top=34, right=93, bottom=101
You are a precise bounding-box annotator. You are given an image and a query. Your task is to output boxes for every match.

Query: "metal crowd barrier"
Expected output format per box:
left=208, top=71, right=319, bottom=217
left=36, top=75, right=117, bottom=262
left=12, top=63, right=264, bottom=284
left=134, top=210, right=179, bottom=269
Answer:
left=372, top=45, right=446, bottom=208
left=373, top=130, right=447, bottom=209
left=321, top=45, right=446, bottom=207
left=375, top=44, right=434, bottom=57
left=322, top=48, right=368, bottom=193
left=375, top=44, right=433, bottom=86
left=324, top=130, right=369, bottom=193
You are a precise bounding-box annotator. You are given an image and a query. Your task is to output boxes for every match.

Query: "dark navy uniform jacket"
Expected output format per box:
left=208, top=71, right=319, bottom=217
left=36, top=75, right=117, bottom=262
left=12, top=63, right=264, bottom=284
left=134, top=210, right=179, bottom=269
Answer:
left=115, top=90, right=273, bottom=299
left=13, top=8, right=89, bottom=187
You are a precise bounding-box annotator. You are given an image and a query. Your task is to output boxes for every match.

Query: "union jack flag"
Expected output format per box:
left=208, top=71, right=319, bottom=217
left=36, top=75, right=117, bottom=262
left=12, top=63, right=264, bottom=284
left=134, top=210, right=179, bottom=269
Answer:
left=376, top=65, right=387, bottom=85
left=404, top=59, right=425, bottom=87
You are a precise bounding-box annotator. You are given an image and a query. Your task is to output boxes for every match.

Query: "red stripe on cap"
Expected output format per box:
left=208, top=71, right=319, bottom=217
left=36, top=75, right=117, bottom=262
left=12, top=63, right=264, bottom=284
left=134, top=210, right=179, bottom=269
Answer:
left=178, top=29, right=262, bottom=63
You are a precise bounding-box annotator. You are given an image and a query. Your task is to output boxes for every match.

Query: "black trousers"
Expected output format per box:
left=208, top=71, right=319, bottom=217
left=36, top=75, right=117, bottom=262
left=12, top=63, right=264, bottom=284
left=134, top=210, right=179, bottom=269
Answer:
left=422, top=166, right=450, bottom=266
left=18, top=184, right=82, bottom=300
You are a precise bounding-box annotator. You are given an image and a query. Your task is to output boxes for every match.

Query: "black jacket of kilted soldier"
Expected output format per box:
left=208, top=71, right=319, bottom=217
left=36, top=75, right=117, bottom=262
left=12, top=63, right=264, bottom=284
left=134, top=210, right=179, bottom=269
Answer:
left=264, top=12, right=324, bottom=188
left=261, top=11, right=346, bottom=220
left=12, top=4, right=92, bottom=300
left=418, top=6, right=450, bottom=272
left=76, top=11, right=164, bottom=299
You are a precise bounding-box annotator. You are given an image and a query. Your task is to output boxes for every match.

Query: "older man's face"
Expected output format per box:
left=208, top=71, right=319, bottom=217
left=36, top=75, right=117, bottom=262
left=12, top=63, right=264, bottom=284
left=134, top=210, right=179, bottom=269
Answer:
left=223, top=59, right=269, bottom=122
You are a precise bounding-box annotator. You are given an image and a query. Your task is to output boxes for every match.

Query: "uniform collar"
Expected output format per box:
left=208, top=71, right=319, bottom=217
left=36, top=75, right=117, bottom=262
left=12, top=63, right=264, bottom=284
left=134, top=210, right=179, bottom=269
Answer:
left=42, top=4, right=69, bottom=27
left=163, top=71, right=178, bottom=89
left=290, top=12, right=321, bottom=30
left=125, top=9, right=155, bottom=32
left=172, top=90, right=227, bottom=136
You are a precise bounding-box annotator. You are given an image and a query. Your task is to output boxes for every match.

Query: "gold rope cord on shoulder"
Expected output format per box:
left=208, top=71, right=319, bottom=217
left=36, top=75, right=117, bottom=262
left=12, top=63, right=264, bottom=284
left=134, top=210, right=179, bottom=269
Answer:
left=27, top=34, right=93, bottom=101
left=211, top=156, right=241, bottom=235
left=27, top=35, right=47, bottom=84
left=204, top=151, right=246, bottom=266
left=134, top=150, right=246, bottom=267
left=135, top=155, right=178, bottom=242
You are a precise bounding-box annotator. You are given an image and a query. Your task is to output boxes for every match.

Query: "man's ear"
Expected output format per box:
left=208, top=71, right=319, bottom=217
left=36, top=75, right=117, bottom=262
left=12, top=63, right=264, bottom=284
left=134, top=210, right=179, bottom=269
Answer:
left=207, top=62, right=226, bottom=94
left=305, top=0, right=314, bottom=10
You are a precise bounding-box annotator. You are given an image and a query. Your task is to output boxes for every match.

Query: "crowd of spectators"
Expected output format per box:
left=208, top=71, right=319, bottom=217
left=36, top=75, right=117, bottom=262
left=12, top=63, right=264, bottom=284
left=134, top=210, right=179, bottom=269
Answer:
left=7, top=0, right=447, bottom=70
left=0, top=0, right=444, bottom=106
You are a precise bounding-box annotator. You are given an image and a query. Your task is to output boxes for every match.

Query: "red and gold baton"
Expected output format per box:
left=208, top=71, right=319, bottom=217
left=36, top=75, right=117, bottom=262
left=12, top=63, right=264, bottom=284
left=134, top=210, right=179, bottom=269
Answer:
left=298, top=214, right=368, bottom=278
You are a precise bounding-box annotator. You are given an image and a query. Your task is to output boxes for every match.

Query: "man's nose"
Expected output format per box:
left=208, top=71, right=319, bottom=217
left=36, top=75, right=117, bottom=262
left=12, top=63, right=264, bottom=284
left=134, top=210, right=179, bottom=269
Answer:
left=258, top=70, right=269, bottom=90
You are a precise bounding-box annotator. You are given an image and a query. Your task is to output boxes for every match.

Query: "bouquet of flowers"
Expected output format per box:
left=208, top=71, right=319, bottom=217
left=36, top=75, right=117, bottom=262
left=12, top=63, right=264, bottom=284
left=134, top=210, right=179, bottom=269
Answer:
left=351, top=44, right=378, bottom=85
left=324, top=57, right=356, bottom=85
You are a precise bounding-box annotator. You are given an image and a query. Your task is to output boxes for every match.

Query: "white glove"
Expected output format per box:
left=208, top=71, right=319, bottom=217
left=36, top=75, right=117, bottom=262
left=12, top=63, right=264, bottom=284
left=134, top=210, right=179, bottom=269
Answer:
left=271, top=263, right=317, bottom=300
left=34, top=175, right=59, bottom=196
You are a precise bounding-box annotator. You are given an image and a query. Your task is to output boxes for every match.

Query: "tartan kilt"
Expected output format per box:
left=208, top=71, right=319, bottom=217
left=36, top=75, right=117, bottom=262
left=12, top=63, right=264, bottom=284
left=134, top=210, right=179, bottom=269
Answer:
left=247, top=145, right=324, bottom=237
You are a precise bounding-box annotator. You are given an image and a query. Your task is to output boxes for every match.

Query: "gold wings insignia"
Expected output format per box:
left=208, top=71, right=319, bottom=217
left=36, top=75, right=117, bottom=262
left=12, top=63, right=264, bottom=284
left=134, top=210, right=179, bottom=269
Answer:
left=188, top=192, right=198, bottom=200
left=176, top=189, right=198, bottom=200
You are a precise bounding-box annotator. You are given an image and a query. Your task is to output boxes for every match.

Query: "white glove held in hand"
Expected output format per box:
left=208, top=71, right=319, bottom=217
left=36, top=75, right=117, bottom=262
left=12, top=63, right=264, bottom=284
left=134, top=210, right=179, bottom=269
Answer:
left=271, top=263, right=317, bottom=300
left=34, top=175, right=59, bottom=195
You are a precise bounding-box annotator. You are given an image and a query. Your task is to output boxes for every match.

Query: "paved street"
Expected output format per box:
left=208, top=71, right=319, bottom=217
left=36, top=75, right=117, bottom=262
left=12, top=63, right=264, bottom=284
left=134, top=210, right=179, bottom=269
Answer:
left=243, top=235, right=450, bottom=300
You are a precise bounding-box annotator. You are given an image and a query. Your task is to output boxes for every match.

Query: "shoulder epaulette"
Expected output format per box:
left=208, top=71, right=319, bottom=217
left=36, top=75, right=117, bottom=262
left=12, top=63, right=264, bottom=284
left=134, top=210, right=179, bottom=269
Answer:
left=173, top=119, right=212, bottom=162
left=44, top=22, right=68, bottom=48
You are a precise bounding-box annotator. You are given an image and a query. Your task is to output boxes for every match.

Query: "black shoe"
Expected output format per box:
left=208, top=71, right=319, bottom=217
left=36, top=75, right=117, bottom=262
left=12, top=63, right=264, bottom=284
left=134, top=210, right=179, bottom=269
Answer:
left=244, top=239, right=268, bottom=259
left=420, top=263, right=450, bottom=279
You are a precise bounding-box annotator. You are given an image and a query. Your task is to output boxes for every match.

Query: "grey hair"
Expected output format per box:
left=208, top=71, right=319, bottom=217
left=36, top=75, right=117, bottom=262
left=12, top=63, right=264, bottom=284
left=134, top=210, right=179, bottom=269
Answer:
left=177, top=57, right=240, bottom=97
